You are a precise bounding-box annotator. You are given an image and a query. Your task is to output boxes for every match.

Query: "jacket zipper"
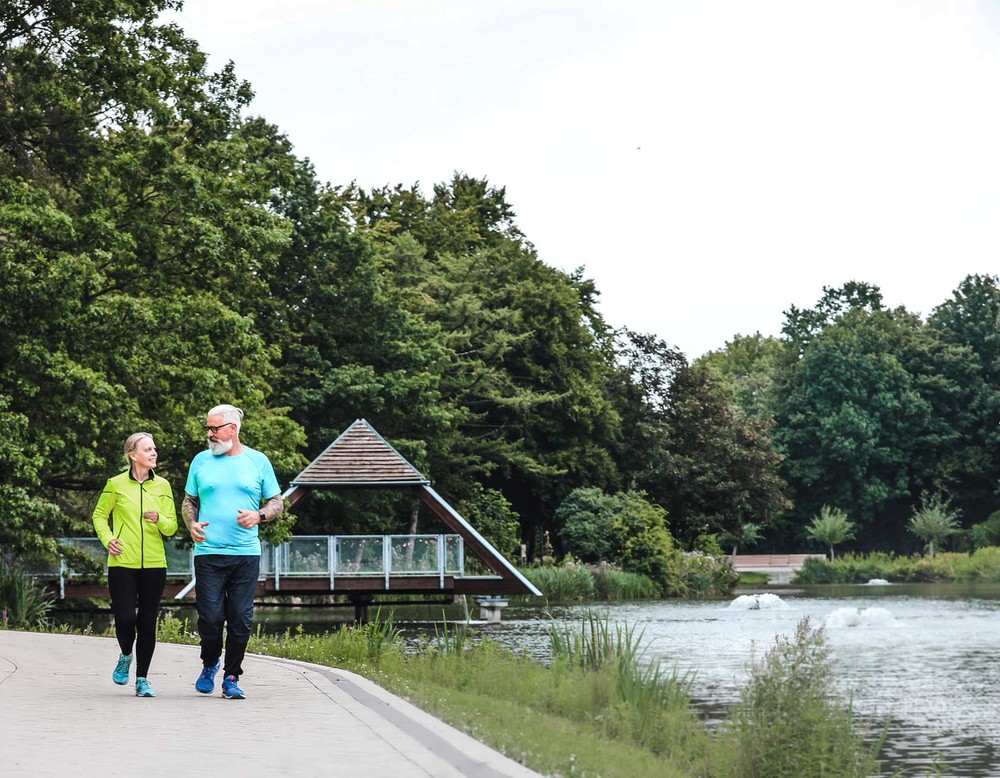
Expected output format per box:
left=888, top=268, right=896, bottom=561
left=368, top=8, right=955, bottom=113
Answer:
left=139, top=479, right=145, bottom=568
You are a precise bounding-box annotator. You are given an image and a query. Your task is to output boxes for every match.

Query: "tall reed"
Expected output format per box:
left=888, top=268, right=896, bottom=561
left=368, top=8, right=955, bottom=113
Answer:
left=433, top=612, right=470, bottom=655
left=0, top=559, right=54, bottom=629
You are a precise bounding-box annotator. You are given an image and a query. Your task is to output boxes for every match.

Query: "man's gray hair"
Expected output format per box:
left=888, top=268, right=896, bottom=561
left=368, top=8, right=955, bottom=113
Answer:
left=208, top=404, right=244, bottom=432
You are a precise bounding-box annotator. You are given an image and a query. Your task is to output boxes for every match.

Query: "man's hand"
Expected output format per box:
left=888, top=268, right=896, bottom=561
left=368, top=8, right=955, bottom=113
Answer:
left=189, top=520, right=210, bottom=542
left=108, top=538, right=124, bottom=556
left=236, top=509, right=261, bottom=528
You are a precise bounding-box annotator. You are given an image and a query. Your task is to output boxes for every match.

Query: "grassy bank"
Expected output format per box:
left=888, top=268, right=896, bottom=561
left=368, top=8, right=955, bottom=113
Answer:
left=158, top=610, right=886, bottom=778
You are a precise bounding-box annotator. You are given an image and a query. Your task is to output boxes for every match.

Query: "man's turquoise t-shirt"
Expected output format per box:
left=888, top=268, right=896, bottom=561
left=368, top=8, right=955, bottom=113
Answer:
left=184, top=447, right=281, bottom=556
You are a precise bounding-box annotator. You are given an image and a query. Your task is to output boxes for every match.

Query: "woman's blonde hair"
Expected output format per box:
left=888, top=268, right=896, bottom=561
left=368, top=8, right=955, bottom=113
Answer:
left=124, top=432, right=154, bottom=464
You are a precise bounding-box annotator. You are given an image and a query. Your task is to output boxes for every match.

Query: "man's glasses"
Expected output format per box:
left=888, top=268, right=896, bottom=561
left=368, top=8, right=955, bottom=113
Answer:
left=205, top=423, right=234, bottom=434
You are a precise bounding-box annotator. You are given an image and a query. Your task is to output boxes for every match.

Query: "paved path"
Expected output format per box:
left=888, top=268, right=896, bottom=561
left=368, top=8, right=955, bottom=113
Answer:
left=0, top=630, right=544, bottom=778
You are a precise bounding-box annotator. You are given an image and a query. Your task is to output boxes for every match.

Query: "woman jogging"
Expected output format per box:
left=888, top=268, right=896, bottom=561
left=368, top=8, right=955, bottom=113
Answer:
left=92, top=432, right=178, bottom=697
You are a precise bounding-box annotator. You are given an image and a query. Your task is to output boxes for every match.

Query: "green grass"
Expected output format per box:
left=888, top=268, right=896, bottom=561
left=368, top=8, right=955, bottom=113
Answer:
left=229, top=609, right=886, bottom=777
left=737, top=571, right=771, bottom=586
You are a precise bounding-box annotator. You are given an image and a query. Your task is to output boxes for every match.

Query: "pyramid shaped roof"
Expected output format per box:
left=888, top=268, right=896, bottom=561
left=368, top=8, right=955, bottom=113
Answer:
left=290, top=419, right=429, bottom=487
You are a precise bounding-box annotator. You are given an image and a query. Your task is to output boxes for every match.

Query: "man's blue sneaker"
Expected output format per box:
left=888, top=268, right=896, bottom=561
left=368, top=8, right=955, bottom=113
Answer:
left=195, top=660, right=220, bottom=694
left=222, top=675, right=246, bottom=700
left=135, top=677, right=156, bottom=697
left=112, top=653, right=132, bottom=685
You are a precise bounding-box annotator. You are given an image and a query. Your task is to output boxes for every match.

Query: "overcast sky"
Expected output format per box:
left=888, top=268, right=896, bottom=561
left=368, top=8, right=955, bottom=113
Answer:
left=168, top=0, right=1000, bottom=359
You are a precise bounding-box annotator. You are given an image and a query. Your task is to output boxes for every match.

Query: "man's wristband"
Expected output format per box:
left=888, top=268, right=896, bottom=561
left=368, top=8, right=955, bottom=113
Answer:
left=258, top=511, right=267, bottom=524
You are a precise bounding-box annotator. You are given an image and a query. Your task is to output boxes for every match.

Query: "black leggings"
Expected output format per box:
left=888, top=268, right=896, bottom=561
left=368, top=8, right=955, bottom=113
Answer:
left=107, top=566, right=167, bottom=678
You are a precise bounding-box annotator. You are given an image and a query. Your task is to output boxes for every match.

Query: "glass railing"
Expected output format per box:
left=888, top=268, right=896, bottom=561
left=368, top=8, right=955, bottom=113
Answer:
left=33, top=534, right=465, bottom=584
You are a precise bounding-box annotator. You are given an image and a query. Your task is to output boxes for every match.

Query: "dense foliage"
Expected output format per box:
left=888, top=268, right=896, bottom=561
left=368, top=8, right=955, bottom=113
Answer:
left=3, top=2, right=1000, bottom=574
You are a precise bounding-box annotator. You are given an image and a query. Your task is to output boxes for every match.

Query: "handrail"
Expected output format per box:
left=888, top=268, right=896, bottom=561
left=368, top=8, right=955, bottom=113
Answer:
left=32, top=535, right=465, bottom=597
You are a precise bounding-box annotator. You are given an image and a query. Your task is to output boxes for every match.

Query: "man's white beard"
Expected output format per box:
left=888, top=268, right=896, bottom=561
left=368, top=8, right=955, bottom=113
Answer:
left=208, top=438, right=233, bottom=456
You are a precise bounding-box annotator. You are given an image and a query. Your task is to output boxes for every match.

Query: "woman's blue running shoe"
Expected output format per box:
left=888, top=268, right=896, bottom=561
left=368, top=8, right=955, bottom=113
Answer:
left=113, top=653, right=132, bottom=685
left=135, top=677, right=155, bottom=697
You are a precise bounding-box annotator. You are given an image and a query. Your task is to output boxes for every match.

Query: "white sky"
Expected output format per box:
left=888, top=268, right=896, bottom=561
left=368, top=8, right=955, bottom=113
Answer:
left=168, top=0, right=1000, bottom=359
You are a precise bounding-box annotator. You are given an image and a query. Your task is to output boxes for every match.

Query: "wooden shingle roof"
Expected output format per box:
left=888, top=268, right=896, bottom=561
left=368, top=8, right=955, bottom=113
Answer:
left=290, top=419, right=429, bottom=487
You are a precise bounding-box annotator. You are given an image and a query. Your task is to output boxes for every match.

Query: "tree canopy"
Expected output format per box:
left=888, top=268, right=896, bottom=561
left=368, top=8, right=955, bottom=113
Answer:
left=4, top=4, right=1000, bottom=568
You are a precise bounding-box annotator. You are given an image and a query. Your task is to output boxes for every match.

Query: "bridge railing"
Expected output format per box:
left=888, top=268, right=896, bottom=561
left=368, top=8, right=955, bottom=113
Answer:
left=32, top=534, right=465, bottom=594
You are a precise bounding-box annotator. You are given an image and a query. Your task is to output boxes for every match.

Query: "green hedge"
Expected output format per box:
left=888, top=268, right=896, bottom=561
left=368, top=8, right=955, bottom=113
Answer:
left=793, top=547, right=1000, bottom=584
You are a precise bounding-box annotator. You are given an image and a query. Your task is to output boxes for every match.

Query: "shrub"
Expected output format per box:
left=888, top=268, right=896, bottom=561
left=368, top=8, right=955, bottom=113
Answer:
left=0, top=558, right=54, bottom=629
left=521, top=561, right=596, bottom=602
left=953, top=547, right=1000, bottom=581
left=556, top=487, right=619, bottom=563
left=592, top=563, right=661, bottom=600
left=969, top=511, right=1000, bottom=550
left=460, top=485, right=522, bottom=560
left=672, top=551, right=739, bottom=597
left=610, top=493, right=679, bottom=594
left=724, top=617, right=884, bottom=777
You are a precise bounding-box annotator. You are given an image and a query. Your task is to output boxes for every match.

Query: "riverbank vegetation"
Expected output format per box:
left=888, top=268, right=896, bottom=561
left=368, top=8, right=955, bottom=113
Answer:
left=794, top=548, right=1000, bottom=584
left=518, top=551, right=737, bottom=603
left=158, top=610, right=885, bottom=777
left=0, top=559, right=54, bottom=629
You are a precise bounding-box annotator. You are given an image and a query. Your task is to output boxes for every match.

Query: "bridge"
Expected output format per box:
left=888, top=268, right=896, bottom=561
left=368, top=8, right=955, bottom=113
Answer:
left=730, top=553, right=826, bottom=583
left=34, top=533, right=526, bottom=620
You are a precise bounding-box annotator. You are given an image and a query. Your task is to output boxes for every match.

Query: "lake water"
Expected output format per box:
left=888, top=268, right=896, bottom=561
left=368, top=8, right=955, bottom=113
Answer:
left=57, top=582, right=1000, bottom=776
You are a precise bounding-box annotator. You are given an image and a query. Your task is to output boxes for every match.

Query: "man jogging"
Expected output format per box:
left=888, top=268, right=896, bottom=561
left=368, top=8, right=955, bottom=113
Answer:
left=182, top=404, right=283, bottom=699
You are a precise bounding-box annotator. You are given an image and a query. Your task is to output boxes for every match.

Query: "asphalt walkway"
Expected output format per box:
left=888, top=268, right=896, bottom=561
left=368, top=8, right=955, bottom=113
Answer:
left=0, top=630, right=544, bottom=777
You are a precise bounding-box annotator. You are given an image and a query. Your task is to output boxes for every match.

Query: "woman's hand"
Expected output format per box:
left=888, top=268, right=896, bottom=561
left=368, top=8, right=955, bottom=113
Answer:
left=108, top=538, right=124, bottom=556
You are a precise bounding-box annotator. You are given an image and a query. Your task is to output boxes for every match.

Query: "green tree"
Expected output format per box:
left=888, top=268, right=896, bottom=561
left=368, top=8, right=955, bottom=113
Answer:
left=0, top=1, right=306, bottom=557
left=608, top=328, right=685, bottom=493
left=970, top=510, right=1000, bottom=550
left=555, top=487, right=620, bottom=563
left=925, top=274, right=1000, bottom=522
left=657, top=364, right=790, bottom=547
left=805, top=506, right=855, bottom=560
left=356, top=175, right=624, bottom=555
left=907, top=493, right=961, bottom=558
left=718, top=522, right=763, bottom=558
left=782, top=281, right=885, bottom=352
left=696, top=332, right=789, bottom=420
left=775, top=300, right=933, bottom=545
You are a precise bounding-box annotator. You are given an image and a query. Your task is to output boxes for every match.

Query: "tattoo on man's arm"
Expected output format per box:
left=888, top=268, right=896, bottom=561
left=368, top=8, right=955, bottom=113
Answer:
left=262, top=494, right=284, bottom=519
left=181, top=494, right=200, bottom=526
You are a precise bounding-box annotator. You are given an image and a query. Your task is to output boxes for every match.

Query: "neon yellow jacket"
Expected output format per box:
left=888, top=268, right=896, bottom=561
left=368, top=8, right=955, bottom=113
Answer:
left=92, top=469, right=178, bottom=568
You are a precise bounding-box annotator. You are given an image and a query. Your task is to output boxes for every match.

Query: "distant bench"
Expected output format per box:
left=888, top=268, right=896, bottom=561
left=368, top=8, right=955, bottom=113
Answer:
left=731, top=554, right=826, bottom=570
